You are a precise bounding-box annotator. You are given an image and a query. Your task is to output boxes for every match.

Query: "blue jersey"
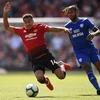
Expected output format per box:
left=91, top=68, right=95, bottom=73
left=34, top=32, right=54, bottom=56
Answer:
left=64, top=18, right=100, bottom=65
left=64, top=18, right=95, bottom=51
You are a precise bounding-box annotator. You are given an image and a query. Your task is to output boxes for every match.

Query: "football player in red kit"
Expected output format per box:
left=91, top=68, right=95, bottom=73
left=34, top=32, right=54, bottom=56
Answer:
left=3, top=2, right=72, bottom=90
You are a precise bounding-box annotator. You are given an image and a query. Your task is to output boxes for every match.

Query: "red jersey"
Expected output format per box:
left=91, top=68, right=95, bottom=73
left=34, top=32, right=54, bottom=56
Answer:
left=13, top=24, right=49, bottom=56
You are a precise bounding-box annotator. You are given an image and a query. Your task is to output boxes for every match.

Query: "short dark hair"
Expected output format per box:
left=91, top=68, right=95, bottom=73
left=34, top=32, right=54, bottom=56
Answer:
left=22, top=14, right=33, bottom=20
left=63, top=5, right=78, bottom=14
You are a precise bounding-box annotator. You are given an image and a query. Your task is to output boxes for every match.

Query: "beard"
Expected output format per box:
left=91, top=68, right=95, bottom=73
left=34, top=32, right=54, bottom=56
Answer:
left=70, top=15, right=78, bottom=22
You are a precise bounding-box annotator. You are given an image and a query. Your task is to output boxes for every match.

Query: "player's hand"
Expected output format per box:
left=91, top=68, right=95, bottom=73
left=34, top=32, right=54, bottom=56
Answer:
left=3, top=2, right=11, bottom=13
left=62, top=7, right=68, bottom=15
left=64, top=28, right=71, bottom=34
left=86, top=33, right=95, bottom=40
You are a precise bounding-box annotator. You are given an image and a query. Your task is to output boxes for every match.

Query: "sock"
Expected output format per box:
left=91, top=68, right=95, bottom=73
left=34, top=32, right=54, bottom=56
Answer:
left=63, top=71, right=66, bottom=77
left=87, top=72, right=100, bottom=90
left=38, top=77, right=45, bottom=84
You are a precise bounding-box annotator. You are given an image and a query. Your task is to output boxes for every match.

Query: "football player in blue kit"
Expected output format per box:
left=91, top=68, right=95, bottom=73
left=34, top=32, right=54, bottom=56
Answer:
left=63, top=5, right=100, bottom=95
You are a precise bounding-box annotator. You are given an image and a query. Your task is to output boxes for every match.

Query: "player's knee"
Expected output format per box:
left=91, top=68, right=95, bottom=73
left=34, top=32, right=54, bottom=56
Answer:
left=81, top=62, right=92, bottom=73
left=57, top=72, right=66, bottom=79
left=63, top=71, right=66, bottom=77
left=58, top=76, right=65, bottom=79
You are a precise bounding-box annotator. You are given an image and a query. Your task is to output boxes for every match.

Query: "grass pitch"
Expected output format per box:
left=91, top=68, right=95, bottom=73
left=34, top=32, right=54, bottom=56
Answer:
left=0, top=71, right=100, bottom=100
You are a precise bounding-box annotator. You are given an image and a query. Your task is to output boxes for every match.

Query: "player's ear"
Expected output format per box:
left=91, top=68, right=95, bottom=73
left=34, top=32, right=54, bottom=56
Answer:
left=31, top=19, right=34, bottom=23
left=76, top=9, right=79, bottom=15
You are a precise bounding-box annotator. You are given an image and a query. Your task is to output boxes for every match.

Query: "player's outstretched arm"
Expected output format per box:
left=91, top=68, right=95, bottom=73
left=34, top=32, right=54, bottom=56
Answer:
left=87, top=27, right=100, bottom=40
left=3, top=2, right=15, bottom=33
left=48, top=26, right=71, bottom=34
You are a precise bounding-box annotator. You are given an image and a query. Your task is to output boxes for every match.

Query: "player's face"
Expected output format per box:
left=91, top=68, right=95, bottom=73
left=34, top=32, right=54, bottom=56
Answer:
left=23, top=18, right=34, bottom=30
left=67, top=8, right=78, bottom=21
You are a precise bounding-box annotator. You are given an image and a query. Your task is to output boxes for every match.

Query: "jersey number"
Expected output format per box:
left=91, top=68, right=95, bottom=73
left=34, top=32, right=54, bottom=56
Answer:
left=50, top=60, right=58, bottom=65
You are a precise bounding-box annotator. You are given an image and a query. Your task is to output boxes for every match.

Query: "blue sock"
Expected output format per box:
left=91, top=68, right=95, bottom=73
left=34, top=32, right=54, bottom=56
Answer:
left=87, top=72, right=100, bottom=90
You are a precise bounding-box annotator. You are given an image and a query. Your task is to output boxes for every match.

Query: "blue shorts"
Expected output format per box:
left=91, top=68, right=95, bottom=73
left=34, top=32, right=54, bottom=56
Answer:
left=75, top=47, right=100, bottom=65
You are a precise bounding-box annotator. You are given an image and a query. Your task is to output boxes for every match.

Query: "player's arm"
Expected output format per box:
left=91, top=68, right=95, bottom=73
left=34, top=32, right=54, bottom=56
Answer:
left=92, top=27, right=100, bottom=36
left=3, top=2, right=15, bottom=33
left=48, top=26, right=71, bottom=34
left=87, top=27, right=100, bottom=40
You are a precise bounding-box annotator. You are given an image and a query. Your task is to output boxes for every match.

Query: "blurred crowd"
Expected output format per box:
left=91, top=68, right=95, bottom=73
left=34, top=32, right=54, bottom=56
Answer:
left=0, top=0, right=100, bottom=18
left=0, top=31, right=28, bottom=69
left=0, top=0, right=100, bottom=70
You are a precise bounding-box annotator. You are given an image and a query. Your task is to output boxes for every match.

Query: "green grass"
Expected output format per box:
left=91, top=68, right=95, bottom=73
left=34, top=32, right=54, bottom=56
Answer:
left=0, top=71, right=100, bottom=100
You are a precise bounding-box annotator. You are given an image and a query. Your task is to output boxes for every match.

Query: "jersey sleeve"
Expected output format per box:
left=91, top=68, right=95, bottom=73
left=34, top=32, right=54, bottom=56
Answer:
left=64, top=23, right=68, bottom=27
left=85, top=19, right=95, bottom=30
left=13, top=27, right=23, bottom=36
left=39, top=24, right=49, bottom=33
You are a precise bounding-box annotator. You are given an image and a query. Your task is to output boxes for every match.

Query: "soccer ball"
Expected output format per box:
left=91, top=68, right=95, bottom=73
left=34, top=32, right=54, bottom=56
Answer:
left=26, top=84, right=39, bottom=97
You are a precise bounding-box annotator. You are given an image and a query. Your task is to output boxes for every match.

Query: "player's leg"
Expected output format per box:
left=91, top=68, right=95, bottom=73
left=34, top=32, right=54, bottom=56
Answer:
left=44, top=53, right=72, bottom=79
left=81, top=62, right=100, bottom=95
left=53, top=60, right=72, bottom=79
left=54, top=67, right=66, bottom=79
left=34, top=70, right=53, bottom=90
left=29, top=53, right=54, bottom=90
left=34, top=70, right=45, bottom=83
left=76, top=49, right=100, bottom=95
left=33, top=63, right=54, bottom=91
left=90, top=48, right=100, bottom=95
left=93, top=62, right=100, bottom=95
left=34, top=70, right=54, bottom=91
left=93, top=61, right=100, bottom=73
left=90, top=47, right=100, bottom=73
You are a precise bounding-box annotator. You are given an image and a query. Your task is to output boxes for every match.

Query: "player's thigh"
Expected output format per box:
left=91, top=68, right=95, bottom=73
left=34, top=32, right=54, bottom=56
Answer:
left=45, top=58, right=65, bottom=78
left=81, top=62, right=92, bottom=73
left=76, top=53, right=92, bottom=72
left=76, top=52, right=90, bottom=65
left=45, top=57, right=60, bottom=73
left=90, top=48, right=100, bottom=63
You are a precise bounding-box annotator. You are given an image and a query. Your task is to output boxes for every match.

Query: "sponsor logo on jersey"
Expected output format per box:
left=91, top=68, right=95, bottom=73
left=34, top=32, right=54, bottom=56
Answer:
left=72, top=32, right=84, bottom=38
left=72, top=29, right=84, bottom=38
left=25, top=33, right=37, bottom=41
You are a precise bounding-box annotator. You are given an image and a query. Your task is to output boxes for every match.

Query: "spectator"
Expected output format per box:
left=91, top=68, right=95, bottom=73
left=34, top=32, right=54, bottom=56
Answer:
left=0, top=0, right=100, bottom=18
